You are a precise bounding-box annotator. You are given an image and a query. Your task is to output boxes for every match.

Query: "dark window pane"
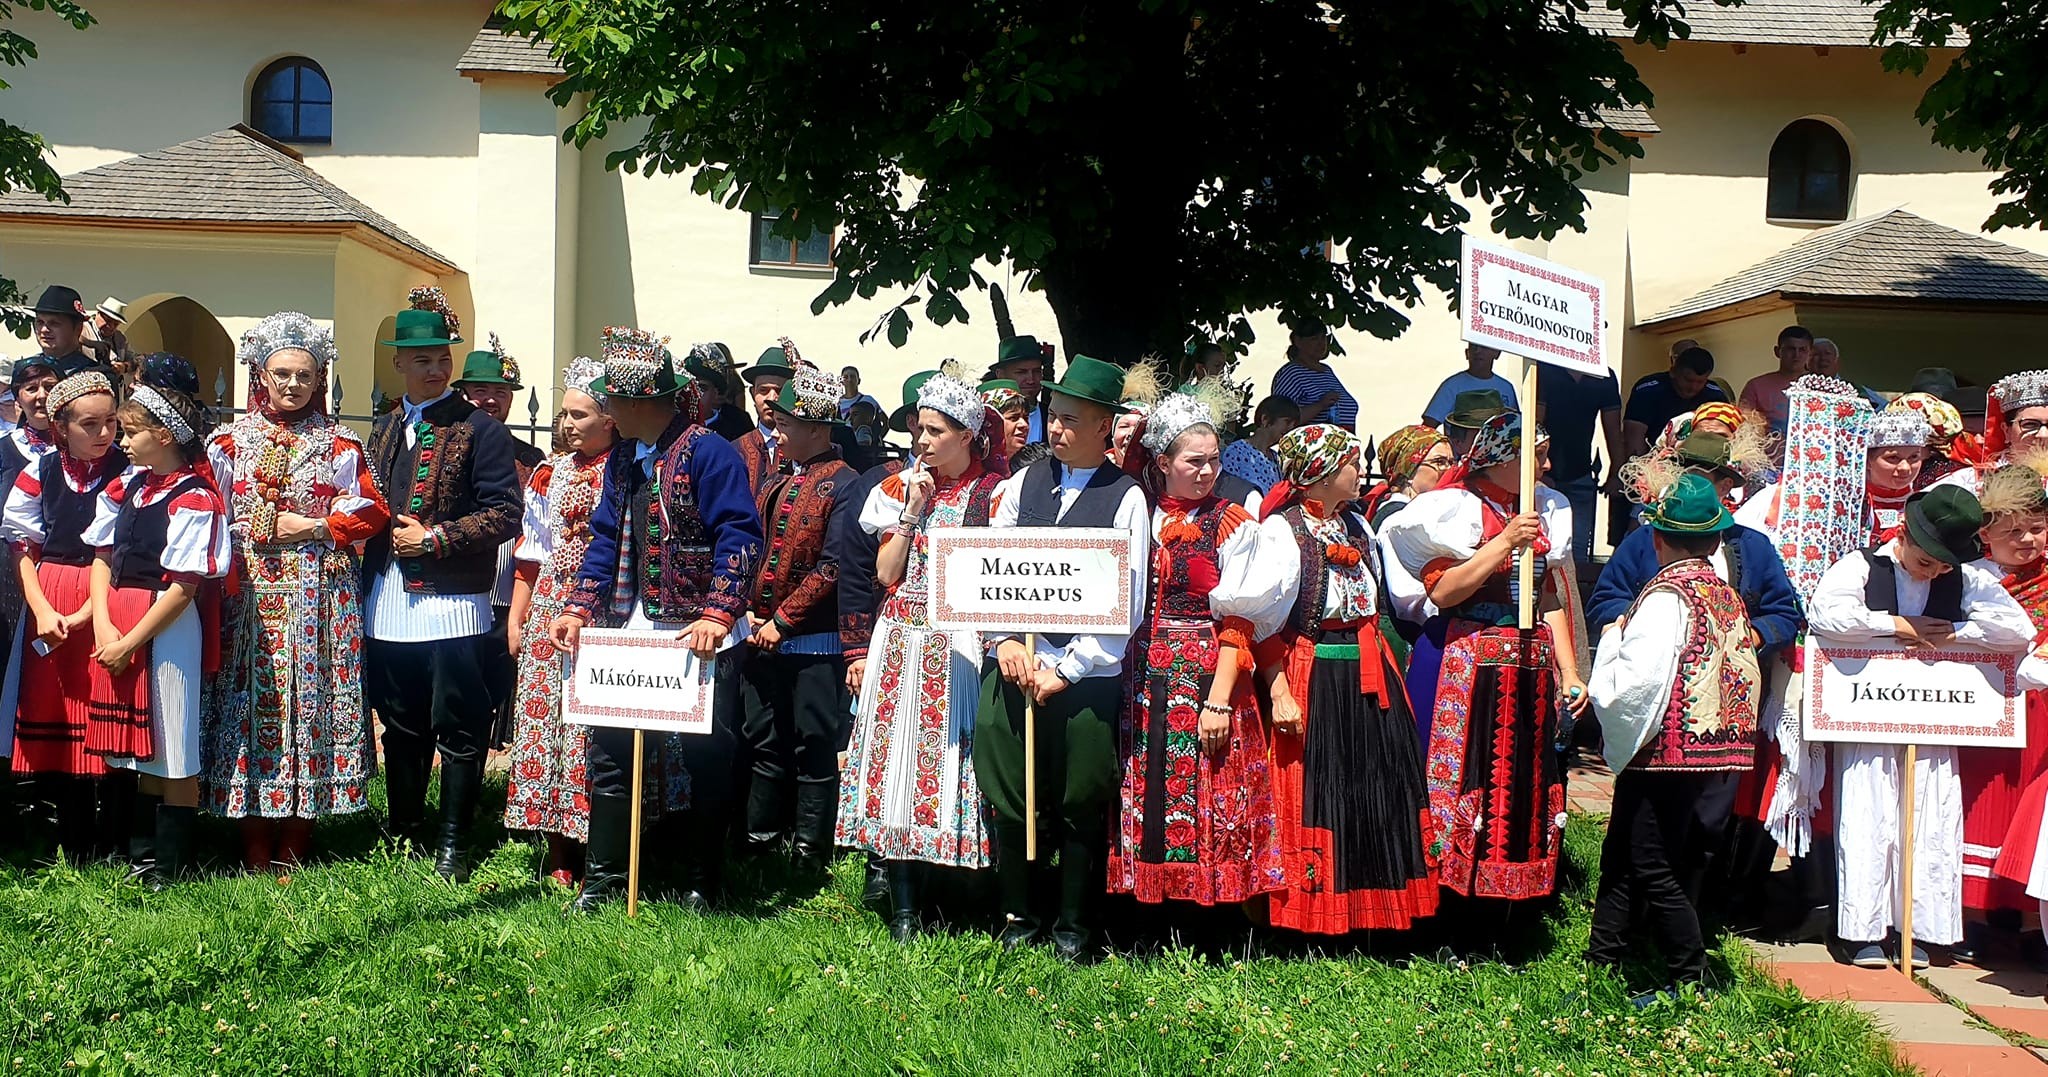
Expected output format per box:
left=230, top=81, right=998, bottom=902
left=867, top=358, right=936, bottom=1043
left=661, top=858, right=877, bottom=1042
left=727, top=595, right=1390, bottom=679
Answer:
left=253, top=101, right=295, bottom=138
left=1766, top=119, right=1850, bottom=221
left=754, top=214, right=790, bottom=263
left=298, top=65, right=332, bottom=104
left=297, top=102, right=332, bottom=142
left=794, top=229, right=832, bottom=266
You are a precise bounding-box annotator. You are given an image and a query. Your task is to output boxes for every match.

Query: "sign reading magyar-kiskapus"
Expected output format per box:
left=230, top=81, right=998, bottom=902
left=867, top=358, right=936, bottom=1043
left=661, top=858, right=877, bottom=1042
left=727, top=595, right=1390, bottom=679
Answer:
left=1803, top=637, right=2023, bottom=748
left=1459, top=235, right=1608, bottom=376
left=926, top=526, right=1135, bottom=634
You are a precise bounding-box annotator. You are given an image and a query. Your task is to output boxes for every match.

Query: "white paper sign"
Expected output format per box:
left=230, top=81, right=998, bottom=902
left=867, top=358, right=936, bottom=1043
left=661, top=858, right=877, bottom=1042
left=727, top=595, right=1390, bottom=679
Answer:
left=926, top=526, right=1135, bottom=634
left=1802, top=637, right=2023, bottom=748
left=1459, top=235, right=1609, bottom=376
left=563, top=628, right=716, bottom=733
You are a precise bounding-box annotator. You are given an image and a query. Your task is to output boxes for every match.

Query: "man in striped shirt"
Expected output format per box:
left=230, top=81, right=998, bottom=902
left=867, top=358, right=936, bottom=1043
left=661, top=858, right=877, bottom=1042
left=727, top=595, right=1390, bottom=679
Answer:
left=1267, top=321, right=1356, bottom=428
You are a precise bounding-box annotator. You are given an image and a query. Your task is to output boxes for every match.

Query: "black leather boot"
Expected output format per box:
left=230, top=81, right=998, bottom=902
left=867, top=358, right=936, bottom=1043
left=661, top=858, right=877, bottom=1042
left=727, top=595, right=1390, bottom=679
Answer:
left=152, top=805, right=196, bottom=884
left=1052, top=825, right=1102, bottom=963
left=861, top=853, right=889, bottom=908
left=886, top=860, right=922, bottom=942
left=743, top=772, right=788, bottom=855
left=382, top=740, right=429, bottom=854
left=791, top=781, right=838, bottom=871
left=95, top=770, right=137, bottom=863
left=993, top=824, right=1039, bottom=950
left=56, top=777, right=97, bottom=865
left=122, top=789, right=163, bottom=877
left=680, top=812, right=727, bottom=913
left=571, top=794, right=633, bottom=913
left=432, top=760, right=482, bottom=882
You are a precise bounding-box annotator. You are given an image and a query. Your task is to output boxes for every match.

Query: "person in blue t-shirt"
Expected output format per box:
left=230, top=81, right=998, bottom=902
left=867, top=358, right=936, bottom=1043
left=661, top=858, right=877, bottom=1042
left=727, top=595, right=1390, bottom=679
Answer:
left=1422, top=344, right=1520, bottom=428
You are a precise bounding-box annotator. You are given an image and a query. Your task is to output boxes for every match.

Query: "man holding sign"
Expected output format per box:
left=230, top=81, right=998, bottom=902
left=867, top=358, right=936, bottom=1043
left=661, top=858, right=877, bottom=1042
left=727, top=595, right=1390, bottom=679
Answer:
left=977, top=355, right=1149, bottom=960
left=551, top=327, right=765, bottom=913
left=1809, top=487, right=2032, bottom=967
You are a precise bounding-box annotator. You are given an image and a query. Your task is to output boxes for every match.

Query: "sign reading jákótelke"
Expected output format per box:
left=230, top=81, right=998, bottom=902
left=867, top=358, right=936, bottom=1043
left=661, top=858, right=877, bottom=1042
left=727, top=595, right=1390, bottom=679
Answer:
left=1802, top=637, right=2023, bottom=748
left=1459, top=235, right=1609, bottom=376
left=927, top=526, right=1135, bottom=634
left=563, top=628, right=716, bottom=734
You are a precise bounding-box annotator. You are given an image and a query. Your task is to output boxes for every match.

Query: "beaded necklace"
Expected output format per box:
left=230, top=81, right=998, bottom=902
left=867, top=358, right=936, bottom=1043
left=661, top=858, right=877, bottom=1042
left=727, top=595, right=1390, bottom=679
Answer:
left=248, top=421, right=301, bottom=544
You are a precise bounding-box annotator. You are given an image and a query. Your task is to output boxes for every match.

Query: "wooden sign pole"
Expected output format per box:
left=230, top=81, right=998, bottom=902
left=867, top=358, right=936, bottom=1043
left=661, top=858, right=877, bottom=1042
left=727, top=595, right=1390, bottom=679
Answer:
left=627, top=728, right=645, bottom=919
left=1898, top=743, right=1919, bottom=976
left=1518, top=358, right=1540, bottom=631
left=1024, top=631, right=1039, bottom=861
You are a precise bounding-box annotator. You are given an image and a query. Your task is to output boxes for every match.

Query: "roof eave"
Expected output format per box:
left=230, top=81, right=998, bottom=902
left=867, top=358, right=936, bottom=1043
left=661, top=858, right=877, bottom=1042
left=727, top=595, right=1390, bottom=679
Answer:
left=0, top=212, right=458, bottom=275
left=458, top=67, right=566, bottom=86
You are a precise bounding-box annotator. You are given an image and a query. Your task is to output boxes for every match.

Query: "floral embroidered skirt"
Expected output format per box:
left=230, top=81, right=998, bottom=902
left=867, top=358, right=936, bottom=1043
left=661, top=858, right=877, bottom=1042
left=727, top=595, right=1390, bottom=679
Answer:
left=1269, top=630, right=1438, bottom=933
left=502, top=575, right=592, bottom=840
left=1425, top=620, right=1564, bottom=902
left=12, top=562, right=122, bottom=775
left=206, top=546, right=373, bottom=816
left=837, top=597, right=989, bottom=868
left=1108, top=619, right=1282, bottom=906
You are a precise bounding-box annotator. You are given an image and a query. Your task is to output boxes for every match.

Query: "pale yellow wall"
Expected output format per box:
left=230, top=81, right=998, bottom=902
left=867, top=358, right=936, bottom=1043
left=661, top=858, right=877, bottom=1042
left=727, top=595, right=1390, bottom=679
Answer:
left=1796, top=305, right=2048, bottom=394
left=474, top=80, right=577, bottom=430
left=334, top=236, right=437, bottom=419
left=9, top=0, right=492, bottom=273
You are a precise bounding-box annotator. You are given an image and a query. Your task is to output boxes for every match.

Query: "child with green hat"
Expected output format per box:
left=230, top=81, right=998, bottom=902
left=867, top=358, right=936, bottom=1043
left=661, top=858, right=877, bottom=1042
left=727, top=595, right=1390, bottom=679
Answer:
left=1809, top=485, right=2035, bottom=969
left=1587, top=472, right=1764, bottom=1001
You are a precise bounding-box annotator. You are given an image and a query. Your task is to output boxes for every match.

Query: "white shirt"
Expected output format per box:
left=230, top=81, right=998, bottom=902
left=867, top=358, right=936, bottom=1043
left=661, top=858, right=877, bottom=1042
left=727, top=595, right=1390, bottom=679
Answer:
left=399, top=389, right=454, bottom=449
left=989, top=461, right=1150, bottom=682
left=1371, top=499, right=1438, bottom=626
left=1381, top=483, right=1575, bottom=579
left=1808, top=540, right=2033, bottom=650
left=1589, top=584, right=1687, bottom=771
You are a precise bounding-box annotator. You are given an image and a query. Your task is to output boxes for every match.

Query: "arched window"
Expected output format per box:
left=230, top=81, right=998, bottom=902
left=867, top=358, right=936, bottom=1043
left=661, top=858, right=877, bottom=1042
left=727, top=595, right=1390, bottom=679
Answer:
left=1766, top=119, right=1851, bottom=222
left=250, top=57, right=332, bottom=144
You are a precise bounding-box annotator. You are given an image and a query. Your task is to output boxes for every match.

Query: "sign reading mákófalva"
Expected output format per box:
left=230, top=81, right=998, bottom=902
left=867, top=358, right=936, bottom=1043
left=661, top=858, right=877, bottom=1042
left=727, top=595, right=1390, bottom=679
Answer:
left=563, top=628, right=717, bottom=734
left=1459, top=235, right=1608, bottom=376
left=1802, top=637, right=2023, bottom=748
left=926, top=526, right=1136, bottom=635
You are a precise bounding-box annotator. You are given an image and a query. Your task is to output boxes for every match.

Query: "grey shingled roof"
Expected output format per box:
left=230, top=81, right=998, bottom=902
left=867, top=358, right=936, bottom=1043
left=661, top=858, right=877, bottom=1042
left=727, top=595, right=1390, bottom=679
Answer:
left=1578, top=0, right=1899, bottom=48
left=1593, top=99, right=1659, bottom=135
left=0, top=126, right=454, bottom=271
left=1639, top=209, right=2048, bottom=325
left=457, top=19, right=565, bottom=77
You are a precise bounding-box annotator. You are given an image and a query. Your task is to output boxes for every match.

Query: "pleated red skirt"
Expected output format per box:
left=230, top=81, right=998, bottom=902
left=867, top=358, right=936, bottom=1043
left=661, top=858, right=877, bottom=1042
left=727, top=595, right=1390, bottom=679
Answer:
left=1985, top=692, right=2048, bottom=907
left=11, top=562, right=151, bottom=774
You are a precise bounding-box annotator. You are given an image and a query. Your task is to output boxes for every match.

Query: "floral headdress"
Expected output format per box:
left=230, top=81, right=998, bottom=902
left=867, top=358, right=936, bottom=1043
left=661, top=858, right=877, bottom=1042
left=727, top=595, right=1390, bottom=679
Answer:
left=406, top=286, right=459, bottom=337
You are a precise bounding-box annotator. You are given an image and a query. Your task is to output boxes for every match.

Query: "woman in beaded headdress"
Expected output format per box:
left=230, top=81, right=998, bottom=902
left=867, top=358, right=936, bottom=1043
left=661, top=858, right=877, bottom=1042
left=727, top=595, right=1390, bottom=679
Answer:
left=1251, top=423, right=1440, bottom=931
left=1102, top=384, right=1292, bottom=908
left=837, top=362, right=1005, bottom=941
left=1381, top=411, right=1588, bottom=904
left=204, top=314, right=390, bottom=870
left=2, top=370, right=127, bottom=859
left=499, top=357, right=617, bottom=888
left=1888, top=393, right=1982, bottom=491
left=1934, top=372, right=2048, bottom=498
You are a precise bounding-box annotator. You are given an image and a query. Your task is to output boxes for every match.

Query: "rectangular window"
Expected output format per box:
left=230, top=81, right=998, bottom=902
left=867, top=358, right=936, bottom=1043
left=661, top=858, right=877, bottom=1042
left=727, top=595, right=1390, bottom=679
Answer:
left=751, top=207, right=833, bottom=268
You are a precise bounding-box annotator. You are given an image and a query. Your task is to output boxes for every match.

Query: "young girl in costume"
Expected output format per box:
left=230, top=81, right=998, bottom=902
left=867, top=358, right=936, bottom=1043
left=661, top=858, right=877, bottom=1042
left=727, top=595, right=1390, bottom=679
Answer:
left=4, top=371, right=126, bottom=860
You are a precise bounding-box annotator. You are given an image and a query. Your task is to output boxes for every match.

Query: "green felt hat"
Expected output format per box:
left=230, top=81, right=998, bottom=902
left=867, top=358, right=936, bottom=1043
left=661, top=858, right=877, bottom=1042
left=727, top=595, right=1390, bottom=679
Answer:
left=1445, top=388, right=1509, bottom=429
left=1905, top=486, right=1986, bottom=566
left=995, top=335, right=1044, bottom=369
left=1045, top=355, right=1128, bottom=412
left=1646, top=473, right=1734, bottom=535
left=1675, top=431, right=1733, bottom=472
left=743, top=345, right=797, bottom=385
left=889, top=370, right=938, bottom=434
left=380, top=308, right=462, bottom=348
left=456, top=333, right=522, bottom=389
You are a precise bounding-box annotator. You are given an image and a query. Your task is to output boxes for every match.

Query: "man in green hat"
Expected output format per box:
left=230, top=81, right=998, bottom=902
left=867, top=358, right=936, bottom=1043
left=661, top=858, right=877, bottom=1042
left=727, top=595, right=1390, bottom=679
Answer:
left=1586, top=472, right=1763, bottom=1001
left=361, top=288, right=523, bottom=882
left=736, top=366, right=860, bottom=867
left=453, top=332, right=547, bottom=751
left=1440, top=387, right=1510, bottom=458
left=549, top=325, right=765, bottom=912
left=977, top=354, right=1149, bottom=960
left=992, top=335, right=1053, bottom=444
left=736, top=343, right=799, bottom=495
left=1808, top=485, right=2034, bottom=970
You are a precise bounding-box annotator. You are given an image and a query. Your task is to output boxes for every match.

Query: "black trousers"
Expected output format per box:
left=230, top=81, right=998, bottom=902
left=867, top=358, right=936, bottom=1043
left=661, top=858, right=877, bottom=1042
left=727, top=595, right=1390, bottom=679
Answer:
left=739, top=650, right=848, bottom=806
left=484, top=605, right=519, bottom=750
left=365, top=634, right=495, bottom=764
left=588, top=648, right=742, bottom=810
left=1587, top=769, right=1738, bottom=985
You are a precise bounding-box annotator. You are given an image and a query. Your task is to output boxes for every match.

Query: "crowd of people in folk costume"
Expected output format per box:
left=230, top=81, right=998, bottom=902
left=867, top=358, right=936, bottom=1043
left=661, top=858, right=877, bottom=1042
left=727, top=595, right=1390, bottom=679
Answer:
left=1, top=281, right=2046, bottom=991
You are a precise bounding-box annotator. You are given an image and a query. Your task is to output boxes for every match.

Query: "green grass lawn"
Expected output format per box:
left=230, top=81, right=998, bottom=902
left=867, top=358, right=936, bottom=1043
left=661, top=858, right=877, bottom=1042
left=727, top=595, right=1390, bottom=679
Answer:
left=0, top=786, right=1913, bottom=1077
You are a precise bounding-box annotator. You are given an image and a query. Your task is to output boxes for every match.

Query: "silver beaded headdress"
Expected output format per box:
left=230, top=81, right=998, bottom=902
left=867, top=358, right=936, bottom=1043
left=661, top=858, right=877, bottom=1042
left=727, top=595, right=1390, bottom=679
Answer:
left=237, top=311, right=336, bottom=369
left=916, top=361, right=985, bottom=434
left=1140, top=379, right=1243, bottom=456
left=1992, top=371, right=2048, bottom=414
left=1867, top=410, right=1932, bottom=449
left=564, top=355, right=604, bottom=396
left=129, top=384, right=196, bottom=446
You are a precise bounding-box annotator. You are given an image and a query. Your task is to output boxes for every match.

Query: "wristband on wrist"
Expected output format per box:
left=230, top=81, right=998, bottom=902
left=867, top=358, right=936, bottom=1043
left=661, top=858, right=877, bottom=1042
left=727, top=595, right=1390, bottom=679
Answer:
left=1200, top=700, right=1232, bottom=715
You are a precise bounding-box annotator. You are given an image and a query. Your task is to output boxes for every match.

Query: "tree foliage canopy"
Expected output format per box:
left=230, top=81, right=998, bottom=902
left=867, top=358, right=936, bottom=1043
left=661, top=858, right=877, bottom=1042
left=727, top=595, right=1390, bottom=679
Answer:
left=504, top=0, right=1717, bottom=362
left=1876, top=0, right=2048, bottom=233
left=0, top=0, right=92, bottom=335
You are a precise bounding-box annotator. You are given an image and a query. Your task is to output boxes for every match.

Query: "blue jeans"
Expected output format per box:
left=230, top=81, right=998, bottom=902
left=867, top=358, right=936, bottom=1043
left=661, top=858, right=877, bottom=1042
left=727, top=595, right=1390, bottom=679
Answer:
left=1556, top=472, right=1598, bottom=566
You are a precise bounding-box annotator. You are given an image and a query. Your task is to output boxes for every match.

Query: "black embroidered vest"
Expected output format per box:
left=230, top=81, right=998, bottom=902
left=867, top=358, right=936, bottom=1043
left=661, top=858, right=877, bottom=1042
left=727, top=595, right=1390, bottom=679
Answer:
left=111, top=474, right=209, bottom=590
left=1014, top=458, right=1138, bottom=646
left=40, top=449, right=124, bottom=568
left=1861, top=548, right=1965, bottom=621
